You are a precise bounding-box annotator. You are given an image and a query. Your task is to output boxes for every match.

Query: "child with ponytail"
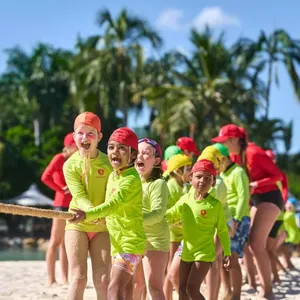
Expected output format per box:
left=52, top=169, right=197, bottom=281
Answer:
left=63, top=112, right=112, bottom=300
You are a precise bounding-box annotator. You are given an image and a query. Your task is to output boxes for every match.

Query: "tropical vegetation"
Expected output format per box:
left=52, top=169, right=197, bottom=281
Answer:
left=1, top=8, right=300, bottom=200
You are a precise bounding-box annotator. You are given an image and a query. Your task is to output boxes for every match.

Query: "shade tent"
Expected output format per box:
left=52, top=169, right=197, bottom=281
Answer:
left=3, top=184, right=53, bottom=207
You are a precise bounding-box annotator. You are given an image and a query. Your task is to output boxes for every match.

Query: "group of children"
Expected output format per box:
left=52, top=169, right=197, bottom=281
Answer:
left=41, top=112, right=300, bottom=300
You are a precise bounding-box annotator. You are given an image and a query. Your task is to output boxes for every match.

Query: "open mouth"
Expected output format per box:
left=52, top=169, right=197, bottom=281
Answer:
left=81, top=142, right=91, bottom=150
left=112, top=157, right=121, bottom=164
left=136, top=161, right=145, bottom=168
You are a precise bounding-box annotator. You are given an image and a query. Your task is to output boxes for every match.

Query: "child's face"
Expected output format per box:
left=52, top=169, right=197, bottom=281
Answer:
left=135, top=142, right=159, bottom=176
left=218, top=156, right=228, bottom=173
left=223, top=138, right=240, bottom=155
left=107, top=141, right=132, bottom=170
left=183, top=150, right=194, bottom=161
left=285, top=202, right=295, bottom=212
left=182, top=165, right=192, bottom=183
left=74, top=125, right=102, bottom=155
left=191, top=170, right=214, bottom=194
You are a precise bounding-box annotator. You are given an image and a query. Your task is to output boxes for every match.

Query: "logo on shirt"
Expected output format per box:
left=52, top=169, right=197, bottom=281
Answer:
left=96, top=168, right=106, bottom=178
left=200, top=210, right=207, bottom=216
left=98, top=168, right=105, bottom=175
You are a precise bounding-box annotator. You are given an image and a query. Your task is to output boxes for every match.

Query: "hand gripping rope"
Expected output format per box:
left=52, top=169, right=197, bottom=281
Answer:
left=0, top=203, right=75, bottom=220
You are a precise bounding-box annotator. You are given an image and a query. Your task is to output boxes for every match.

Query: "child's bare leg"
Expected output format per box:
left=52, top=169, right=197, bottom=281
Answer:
left=282, top=244, right=295, bottom=269
left=267, top=237, right=280, bottom=283
left=229, top=253, right=243, bottom=300
left=143, top=250, right=169, bottom=299
left=275, top=231, right=287, bottom=249
left=108, top=267, right=132, bottom=300
left=179, top=260, right=192, bottom=300
left=186, top=261, right=211, bottom=300
left=89, top=232, right=111, bottom=300
left=206, top=237, right=222, bottom=300
left=242, top=243, right=257, bottom=289
left=46, top=219, right=66, bottom=285
left=59, top=235, right=68, bottom=284
left=164, top=241, right=180, bottom=300
left=221, top=264, right=231, bottom=298
left=65, top=230, right=89, bottom=300
left=168, top=255, right=181, bottom=294
left=128, top=261, right=146, bottom=300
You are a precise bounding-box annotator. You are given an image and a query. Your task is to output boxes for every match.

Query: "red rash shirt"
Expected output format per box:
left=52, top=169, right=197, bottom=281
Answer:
left=41, top=153, right=72, bottom=208
left=230, top=143, right=282, bottom=194
left=280, top=171, right=288, bottom=203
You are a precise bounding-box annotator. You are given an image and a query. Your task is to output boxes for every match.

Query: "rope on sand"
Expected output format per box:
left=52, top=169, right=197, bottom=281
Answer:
left=0, top=203, right=75, bottom=220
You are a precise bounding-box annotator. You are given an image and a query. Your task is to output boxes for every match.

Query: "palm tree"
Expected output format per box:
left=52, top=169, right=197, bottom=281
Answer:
left=72, top=8, right=163, bottom=126
left=142, top=28, right=262, bottom=147
left=3, top=44, right=73, bottom=145
left=247, top=118, right=288, bottom=150
left=234, top=29, right=300, bottom=119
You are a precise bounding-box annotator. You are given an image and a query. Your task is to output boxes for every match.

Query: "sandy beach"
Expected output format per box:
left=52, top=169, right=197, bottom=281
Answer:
left=0, top=258, right=300, bottom=299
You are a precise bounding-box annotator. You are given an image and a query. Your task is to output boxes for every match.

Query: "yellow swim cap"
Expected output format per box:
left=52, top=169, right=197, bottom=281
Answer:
left=167, top=154, right=192, bottom=173
left=197, top=145, right=222, bottom=170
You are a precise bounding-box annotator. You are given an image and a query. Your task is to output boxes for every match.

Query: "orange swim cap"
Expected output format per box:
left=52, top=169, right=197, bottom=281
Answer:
left=74, top=112, right=101, bottom=132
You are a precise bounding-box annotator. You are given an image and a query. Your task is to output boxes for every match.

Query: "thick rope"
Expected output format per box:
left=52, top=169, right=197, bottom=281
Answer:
left=0, top=203, right=75, bottom=220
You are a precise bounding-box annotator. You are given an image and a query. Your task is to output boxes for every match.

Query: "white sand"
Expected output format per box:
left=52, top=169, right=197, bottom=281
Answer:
left=0, top=258, right=300, bottom=299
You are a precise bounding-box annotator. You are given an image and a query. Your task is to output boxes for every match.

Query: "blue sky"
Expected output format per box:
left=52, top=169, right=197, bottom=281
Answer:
left=0, top=0, right=300, bottom=152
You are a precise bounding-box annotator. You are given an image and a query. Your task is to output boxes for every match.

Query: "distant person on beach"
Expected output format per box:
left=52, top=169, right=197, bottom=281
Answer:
left=212, top=124, right=283, bottom=299
left=63, top=112, right=113, bottom=300
left=41, top=132, right=77, bottom=286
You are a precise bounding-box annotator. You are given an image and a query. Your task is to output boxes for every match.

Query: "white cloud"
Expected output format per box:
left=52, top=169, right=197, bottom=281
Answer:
left=192, top=7, right=240, bottom=29
left=155, top=9, right=185, bottom=30
left=156, top=7, right=240, bottom=31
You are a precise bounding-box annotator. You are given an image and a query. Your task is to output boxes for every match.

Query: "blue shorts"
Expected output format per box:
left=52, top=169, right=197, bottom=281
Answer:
left=231, top=216, right=250, bottom=258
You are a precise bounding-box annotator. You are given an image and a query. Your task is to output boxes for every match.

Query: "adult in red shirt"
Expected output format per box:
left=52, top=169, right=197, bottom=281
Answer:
left=265, top=149, right=289, bottom=203
left=176, top=137, right=200, bottom=160
left=212, top=124, right=283, bottom=300
left=41, top=133, right=78, bottom=286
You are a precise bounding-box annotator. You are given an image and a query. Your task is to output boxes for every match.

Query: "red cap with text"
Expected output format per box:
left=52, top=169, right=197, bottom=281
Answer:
left=212, top=124, right=244, bottom=143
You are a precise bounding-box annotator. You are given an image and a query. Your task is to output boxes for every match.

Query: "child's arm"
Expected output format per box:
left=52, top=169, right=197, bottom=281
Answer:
left=143, top=180, right=169, bottom=226
left=165, top=196, right=185, bottom=224
left=216, top=202, right=231, bottom=257
left=63, top=162, right=94, bottom=211
left=85, top=173, right=138, bottom=222
left=234, top=168, right=250, bottom=221
left=41, top=154, right=65, bottom=192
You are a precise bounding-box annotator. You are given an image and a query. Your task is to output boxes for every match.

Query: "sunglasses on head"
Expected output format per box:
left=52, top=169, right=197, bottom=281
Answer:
left=138, top=138, right=162, bottom=158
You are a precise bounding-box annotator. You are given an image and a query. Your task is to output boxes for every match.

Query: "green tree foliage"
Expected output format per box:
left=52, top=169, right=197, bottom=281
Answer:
left=0, top=9, right=300, bottom=199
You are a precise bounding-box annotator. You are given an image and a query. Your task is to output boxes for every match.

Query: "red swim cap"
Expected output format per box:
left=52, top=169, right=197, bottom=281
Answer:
left=109, top=127, right=138, bottom=151
left=191, top=159, right=217, bottom=177
left=63, top=133, right=76, bottom=147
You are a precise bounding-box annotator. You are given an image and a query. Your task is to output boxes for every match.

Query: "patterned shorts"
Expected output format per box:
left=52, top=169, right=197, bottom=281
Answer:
left=175, top=243, right=183, bottom=257
left=112, top=253, right=141, bottom=275
left=231, top=216, right=250, bottom=258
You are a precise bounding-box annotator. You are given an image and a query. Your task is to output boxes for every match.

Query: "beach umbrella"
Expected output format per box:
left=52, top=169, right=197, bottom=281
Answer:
left=2, top=184, right=53, bottom=207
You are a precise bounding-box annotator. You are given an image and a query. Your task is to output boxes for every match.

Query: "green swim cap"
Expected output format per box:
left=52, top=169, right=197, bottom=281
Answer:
left=164, top=145, right=183, bottom=161
left=213, top=143, right=229, bottom=157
